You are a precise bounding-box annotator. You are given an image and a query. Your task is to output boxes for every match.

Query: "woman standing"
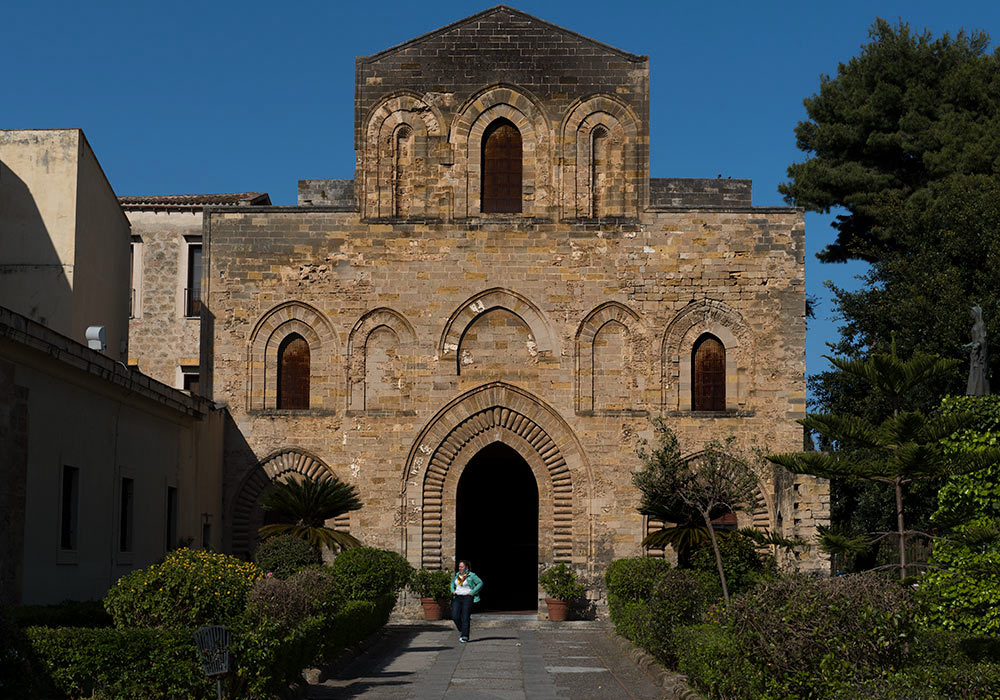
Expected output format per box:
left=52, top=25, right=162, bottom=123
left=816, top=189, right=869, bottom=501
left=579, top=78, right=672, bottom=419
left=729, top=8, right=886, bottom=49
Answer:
left=450, top=559, right=483, bottom=643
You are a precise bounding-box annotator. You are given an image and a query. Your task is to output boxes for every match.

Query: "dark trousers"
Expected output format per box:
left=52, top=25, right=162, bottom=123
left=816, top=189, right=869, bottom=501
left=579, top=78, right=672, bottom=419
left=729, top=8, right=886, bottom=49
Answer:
left=451, top=595, right=473, bottom=638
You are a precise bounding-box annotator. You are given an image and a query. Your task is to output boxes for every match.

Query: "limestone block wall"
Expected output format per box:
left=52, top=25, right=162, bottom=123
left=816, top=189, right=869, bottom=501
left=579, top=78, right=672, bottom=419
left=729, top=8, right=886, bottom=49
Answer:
left=125, top=209, right=203, bottom=387
left=203, top=203, right=828, bottom=575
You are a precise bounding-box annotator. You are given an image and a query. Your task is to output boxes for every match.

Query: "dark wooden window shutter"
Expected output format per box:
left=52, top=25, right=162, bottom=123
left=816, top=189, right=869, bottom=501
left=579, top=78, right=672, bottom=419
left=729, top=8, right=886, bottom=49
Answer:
left=481, top=119, right=522, bottom=213
left=277, top=334, right=310, bottom=409
left=692, top=335, right=725, bottom=411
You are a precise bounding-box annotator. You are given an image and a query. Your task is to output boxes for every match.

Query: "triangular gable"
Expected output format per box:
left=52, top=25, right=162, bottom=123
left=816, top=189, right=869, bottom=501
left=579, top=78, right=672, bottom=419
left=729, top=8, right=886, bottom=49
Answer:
left=359, top=5, right=646, bottom=64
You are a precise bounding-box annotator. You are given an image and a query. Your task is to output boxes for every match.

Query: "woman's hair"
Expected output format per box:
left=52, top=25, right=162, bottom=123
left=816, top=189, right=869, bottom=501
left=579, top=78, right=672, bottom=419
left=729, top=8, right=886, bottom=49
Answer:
left=457, top=559, right=472, bottom=570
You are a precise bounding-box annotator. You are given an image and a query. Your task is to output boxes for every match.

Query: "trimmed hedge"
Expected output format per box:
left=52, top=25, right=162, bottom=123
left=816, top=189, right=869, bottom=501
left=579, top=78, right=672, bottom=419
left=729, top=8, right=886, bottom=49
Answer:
left=104, top=548, right=262, bottom=629
left=253, top=534, right=321, bottom=579
left=15, top=599, right=111, bottom=628
left=25, top=626, right=212, bottom=700
left=331, top=546, right=413, bottom=601
left=605, top=557, right=706, bottom=665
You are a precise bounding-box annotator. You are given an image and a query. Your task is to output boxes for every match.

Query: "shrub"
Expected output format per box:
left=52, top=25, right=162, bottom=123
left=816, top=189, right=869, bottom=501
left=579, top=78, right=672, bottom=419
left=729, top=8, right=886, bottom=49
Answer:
left=317, top=593, right=397, bottom=660
left=409, top=568, right=452, bottom=600
left=331, top=546, right=412, bottom=602
left=725, top=574, right=917, bottom=695
left=1, top=605, right=34, bottom=699
left=605, top=558, right=708, bottom=665
left=673, top=624, right=766, bottom=699
left=253, top=534, right=320, bottom=579
left=15, top=599, right=111, bottom=628
left=539, top=563, right=584, bottom=601
left=246, top=566, right=342, bottom=631
left=604, top=556, right=670, bottom=601
left=689, top=531, right=775, bottom=599
left=25, top=626, right=212, bottom=699
left=104, top=547, right=262, bottom=629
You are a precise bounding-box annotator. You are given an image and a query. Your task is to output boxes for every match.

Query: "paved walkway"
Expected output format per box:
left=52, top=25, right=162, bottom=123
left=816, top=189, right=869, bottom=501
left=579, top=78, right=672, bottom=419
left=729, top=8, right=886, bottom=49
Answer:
left=307, top=616, right=664, bottom=700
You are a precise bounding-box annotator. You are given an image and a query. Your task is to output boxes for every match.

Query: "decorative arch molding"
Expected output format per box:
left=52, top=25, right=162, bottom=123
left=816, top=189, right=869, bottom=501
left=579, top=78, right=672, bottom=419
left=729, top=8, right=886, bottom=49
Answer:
left=661, top=299, right=753, bottom=412
left=450, top=84, right=553, bottom=218
left=575, top=301, right=645, bottom=413
left=346, top=307, right=418, bottom=412
left=229, top=448, right=349, bottom=559
left=248, top=301, right=339, bottom=411
left=362, top=92, right=444, bottom=218
left=560, top=94, right=642, bottom=219
left=401, top=382, right=592, bottom=569
left=438, top=288, right=557, bottom=374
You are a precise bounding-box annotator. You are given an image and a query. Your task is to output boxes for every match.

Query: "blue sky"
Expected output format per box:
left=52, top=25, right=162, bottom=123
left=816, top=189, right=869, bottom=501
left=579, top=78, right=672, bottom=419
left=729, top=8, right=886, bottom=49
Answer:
left=3, top=0, right=999, bottom=398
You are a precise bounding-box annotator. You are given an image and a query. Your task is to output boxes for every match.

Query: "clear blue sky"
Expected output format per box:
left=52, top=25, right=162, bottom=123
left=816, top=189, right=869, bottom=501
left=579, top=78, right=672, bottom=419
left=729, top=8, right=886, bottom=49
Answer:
left=3, top=0, right=999, bottom=399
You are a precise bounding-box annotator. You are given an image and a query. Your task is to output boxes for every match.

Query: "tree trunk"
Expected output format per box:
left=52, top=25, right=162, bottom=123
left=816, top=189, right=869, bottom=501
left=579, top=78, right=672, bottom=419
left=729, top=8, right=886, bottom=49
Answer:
left=702, top=512, right=730, bottom=605
left=895, top=476, right=907, bottom=580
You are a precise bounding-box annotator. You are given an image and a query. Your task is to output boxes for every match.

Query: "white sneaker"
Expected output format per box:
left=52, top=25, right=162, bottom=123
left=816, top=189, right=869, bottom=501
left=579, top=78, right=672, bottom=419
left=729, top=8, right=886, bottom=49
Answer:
left=459, top=636, right=468, bottom=643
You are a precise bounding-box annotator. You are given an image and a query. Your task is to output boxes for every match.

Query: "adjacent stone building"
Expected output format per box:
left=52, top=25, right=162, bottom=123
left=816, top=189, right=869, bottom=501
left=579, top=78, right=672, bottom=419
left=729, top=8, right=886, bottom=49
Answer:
left=198, top=6, right=828, bottom=610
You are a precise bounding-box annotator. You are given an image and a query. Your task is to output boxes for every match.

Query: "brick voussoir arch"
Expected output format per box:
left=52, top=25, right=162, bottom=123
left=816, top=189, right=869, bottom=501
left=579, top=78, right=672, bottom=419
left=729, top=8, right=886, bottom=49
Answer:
left=438, top=288, right=557, bottom=374
left=401, top=382, right=591, bottom=569
left=661, top=299, right=753, bottom=411
left=247, top=300, right=338, bottom=410
left=575, top=301, right=644, bottom=412
left=230, top=448, right=349, bottom=559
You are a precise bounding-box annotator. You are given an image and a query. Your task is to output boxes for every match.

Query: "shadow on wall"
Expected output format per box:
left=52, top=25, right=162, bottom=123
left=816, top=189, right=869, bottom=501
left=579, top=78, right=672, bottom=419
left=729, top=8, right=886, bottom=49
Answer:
left=0, top=158, right=73, bottom=328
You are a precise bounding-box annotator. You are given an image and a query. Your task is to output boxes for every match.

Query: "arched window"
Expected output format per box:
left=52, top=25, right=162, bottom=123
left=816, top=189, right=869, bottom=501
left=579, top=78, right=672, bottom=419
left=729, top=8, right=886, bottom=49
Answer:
left=393, top=125, right=413, bottom=217
left=277, top=334, right=310, bottom=409
left=481, top=118, right=522, bottom=213
left=692, top=334, right=725, bottom=411
left=591, top=125, right=608, bottom=218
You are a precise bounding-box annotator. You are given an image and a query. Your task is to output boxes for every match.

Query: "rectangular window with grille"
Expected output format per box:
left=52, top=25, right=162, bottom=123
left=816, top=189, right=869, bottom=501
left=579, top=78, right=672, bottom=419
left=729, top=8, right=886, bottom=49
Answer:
left=59, top=466, right=79, bottom=550
left=166, top=486, right=178, bottom=552
left=119, top=477, right=134, bottom=553
left=185, top=238, right=202, bottom=317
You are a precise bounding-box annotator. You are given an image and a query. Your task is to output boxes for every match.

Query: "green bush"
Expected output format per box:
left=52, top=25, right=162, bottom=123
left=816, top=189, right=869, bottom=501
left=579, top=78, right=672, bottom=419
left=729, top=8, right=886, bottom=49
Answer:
left=604, top=556, right=670, bottom=601
left=104, top=547, right=262, bottom=629
left=246, top=566, right=342, bottom=631
left=254, top=534, right=320, bottom=579
left=831, top=664, right=1000, bottom=700
left=318, top=593, right=397, bottom=660
left=331, top=546, right=412, bottom=601
left=689, top=531, right=776, bottom=599
left=673, top=624, right=766, bottom=699
left=920, top=395, right=1000, bottom=635
left=1, top=604, right=34, bottom=699
left=539, top=563, right=585, bottom=601
left=15, top=599, right=111, bottom=628
left=605, top=558, right=708, bottom=665
left=409, top=568, right=452, bottom=600
left=25, top=626, right=212, bottom=699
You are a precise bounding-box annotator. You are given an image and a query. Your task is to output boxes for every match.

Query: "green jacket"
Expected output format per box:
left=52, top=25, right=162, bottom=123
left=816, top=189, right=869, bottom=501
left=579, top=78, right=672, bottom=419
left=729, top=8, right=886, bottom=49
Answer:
left=450, top=571, right=484, bottom=603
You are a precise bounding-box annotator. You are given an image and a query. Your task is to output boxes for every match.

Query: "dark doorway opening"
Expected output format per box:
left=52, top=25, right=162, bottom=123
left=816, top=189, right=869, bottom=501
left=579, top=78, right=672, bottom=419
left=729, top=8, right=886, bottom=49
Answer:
left=456, top=442, right=538, bottom=611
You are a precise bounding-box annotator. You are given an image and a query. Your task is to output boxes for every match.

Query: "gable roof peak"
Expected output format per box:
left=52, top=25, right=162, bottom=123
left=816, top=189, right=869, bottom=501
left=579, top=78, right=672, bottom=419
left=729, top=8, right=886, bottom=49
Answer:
left=359, top=5, right=647, bottom=64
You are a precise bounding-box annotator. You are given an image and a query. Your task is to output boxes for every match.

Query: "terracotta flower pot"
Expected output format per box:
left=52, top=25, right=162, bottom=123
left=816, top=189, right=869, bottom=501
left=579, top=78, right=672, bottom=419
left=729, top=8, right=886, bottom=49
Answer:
left=545, top=597, right=569, bottom=621
left=421, top=597, right=446, bottom=621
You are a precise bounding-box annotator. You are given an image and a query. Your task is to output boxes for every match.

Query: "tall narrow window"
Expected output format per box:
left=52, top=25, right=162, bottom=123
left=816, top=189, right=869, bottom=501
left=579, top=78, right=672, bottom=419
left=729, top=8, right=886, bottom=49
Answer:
left=119, top=477, right=134, bottom=552
left=481, top=118, right=522, bottom=213
left=185, top=238, right=202, bottom=317
left=277, top=334, right=310, bottom=409
left=181, top=366, right=200, bottom=396
left=591, top=126, right=608, bottom=218
left=692, top=334, right=726, bottom=411
left=166, top=486, right=178, bottom=552
left=60, top=466, right=79, bottom=550
left=393, top=125, right=413, bottom=217
left=129, top=237, right=142, bottom=318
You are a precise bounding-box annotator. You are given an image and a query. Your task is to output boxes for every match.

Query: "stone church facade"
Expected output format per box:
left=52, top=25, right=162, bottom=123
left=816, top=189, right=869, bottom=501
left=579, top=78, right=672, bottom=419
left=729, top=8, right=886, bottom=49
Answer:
left=198, top=6, right=827, bottom=605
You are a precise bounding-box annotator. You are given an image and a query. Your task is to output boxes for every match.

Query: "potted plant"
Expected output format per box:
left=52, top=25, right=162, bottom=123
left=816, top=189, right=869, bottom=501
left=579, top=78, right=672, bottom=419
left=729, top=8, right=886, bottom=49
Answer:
left=409, top=568, right=453, bottom=620
left=539, top=563, right=584, bottom=621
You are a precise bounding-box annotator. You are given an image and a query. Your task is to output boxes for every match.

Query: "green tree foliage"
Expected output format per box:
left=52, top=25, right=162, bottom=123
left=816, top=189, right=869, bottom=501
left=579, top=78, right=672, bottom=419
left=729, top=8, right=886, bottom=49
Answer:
left=919, top=396, right=1000, bottom=634
left=634, top=420, right=764, bottom=604
left=329, top=546, right=413, bottom=602
left=258, top=475, right=363, bottom=552
left=770, top=344, right=1000, bottom=578
left=253, top=533, right=321, bottom=579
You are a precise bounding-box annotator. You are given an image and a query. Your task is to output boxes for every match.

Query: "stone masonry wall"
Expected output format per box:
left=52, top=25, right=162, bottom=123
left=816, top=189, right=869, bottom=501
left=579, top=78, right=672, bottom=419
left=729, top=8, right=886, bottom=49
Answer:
left=126, top=209, right=202, bottom=387
left=203, top=205, right=828, bottom=576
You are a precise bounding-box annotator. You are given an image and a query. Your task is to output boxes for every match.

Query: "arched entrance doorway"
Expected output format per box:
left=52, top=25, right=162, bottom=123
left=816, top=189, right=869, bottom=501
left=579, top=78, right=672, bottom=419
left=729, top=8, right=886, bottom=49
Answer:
left=456, top=442, right=538, bottom=611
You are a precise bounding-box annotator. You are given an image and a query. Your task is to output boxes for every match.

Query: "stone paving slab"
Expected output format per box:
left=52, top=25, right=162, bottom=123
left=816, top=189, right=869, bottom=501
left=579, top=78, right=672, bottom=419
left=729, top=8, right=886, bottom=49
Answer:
left=307, top=618, right=664, bottom=699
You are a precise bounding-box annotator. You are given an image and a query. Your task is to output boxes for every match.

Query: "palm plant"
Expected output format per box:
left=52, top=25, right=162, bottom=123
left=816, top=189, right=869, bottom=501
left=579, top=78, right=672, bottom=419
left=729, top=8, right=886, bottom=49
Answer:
left=258, top=476, right=363, bottom=552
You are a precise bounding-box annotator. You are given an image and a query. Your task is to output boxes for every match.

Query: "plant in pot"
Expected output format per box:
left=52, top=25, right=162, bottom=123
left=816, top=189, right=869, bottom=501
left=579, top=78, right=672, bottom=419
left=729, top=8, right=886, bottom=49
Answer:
left=539, top=563, right=584, bottom=621
left=409, top=568, right=453, bottom=620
